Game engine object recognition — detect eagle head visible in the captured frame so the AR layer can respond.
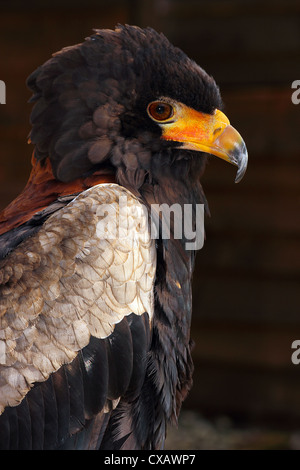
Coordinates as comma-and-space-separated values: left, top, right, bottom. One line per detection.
27, 25, 247, 190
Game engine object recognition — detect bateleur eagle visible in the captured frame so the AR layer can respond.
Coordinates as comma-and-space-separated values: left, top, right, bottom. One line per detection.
0, 25, 247, 450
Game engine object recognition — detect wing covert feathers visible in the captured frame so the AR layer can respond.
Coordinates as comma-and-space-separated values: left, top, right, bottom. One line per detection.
0, 183, 156, 414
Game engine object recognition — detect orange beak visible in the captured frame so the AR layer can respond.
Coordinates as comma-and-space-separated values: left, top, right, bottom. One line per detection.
161, 105, 248, 183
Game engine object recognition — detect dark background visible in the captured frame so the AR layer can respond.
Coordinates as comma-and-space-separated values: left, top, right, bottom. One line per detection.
1, 0, 300, 449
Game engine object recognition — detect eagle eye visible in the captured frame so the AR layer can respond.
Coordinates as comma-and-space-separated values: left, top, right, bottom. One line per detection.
147, 101, 174, 122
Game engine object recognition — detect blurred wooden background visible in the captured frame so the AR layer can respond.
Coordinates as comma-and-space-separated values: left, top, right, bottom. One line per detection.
1, 0, 300, 433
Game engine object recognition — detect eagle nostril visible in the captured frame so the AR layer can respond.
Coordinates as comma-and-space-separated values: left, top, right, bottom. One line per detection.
213, 127, 222, 136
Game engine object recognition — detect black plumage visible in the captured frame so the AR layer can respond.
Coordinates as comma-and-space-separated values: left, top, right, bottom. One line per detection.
0, 25, 247, 450
27, 25, 221, 184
